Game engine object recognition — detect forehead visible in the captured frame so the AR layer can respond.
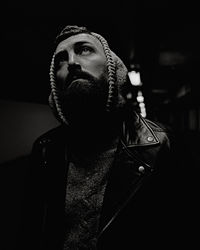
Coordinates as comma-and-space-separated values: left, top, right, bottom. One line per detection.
55, 33, 104, 52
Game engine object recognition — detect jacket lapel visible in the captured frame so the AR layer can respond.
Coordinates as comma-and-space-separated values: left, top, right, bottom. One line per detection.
98, 112, 160, 237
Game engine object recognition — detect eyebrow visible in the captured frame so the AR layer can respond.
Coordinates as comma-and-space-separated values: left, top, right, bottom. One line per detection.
56, 41, 94, 53
74, 41, 94, 46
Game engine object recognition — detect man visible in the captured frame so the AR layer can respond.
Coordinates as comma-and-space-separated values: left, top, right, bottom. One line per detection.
22, 25, 180, 250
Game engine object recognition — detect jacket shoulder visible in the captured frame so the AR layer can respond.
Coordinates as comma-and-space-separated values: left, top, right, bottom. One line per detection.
145, 118, 172, 133
32, 125, 67, 149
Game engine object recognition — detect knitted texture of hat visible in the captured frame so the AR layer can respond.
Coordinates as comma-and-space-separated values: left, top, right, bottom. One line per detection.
49, 25, 128, 125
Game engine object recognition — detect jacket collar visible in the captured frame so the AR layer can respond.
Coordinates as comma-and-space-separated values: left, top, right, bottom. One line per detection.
121, 111, 160, 148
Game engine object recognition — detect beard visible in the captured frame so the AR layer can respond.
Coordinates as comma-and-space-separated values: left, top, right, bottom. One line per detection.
58, 73, 109, 127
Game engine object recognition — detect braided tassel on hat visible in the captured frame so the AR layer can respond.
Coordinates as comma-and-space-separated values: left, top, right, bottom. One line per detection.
49, 53, 69, 125
91, 32, 116, 112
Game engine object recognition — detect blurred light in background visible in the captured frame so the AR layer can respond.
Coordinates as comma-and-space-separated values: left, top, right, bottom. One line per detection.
137, 90, 146, 118
128, 70, 143, 86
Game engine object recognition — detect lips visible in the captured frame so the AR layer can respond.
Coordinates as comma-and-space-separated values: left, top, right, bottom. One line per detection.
67, 74, 87, 83
63, 71, 97, 91
69, 77, 87, 86
66, 73, 91, 88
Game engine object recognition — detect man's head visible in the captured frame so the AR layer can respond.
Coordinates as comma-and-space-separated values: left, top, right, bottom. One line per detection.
49, 25, 128, 125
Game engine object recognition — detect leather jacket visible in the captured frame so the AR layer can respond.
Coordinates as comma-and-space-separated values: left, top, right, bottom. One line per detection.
22, 111, 178, 250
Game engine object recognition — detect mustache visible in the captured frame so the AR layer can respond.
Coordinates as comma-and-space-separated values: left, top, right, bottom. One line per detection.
65, 70, 95, 87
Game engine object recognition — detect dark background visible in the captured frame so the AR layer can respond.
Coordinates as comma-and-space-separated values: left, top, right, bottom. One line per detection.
1, 1, 200, 249
2, 1, 200, 102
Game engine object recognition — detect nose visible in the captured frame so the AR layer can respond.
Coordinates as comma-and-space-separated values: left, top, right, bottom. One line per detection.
67, 52, 81, 72
67, 53, 81, 73
68, 52, 78, 65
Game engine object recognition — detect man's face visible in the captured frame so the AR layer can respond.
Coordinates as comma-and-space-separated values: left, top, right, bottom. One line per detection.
55, 33, 108, 87
54, 33, 109, 122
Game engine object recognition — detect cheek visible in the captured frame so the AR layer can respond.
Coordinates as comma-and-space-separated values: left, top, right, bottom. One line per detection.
82, 57, 108, 79
56, 67, 68, 86
89, 63, 108, 80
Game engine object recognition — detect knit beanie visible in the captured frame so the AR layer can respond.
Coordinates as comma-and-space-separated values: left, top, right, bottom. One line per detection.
49, 25, 128, 125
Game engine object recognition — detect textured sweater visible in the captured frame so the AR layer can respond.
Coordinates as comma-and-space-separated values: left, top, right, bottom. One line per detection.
63, 141, 118, 250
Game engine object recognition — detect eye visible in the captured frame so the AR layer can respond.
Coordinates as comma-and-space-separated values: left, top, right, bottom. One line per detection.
54, 51, 68, 69
77, 46, 94, 55
55, 51, 68, 62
